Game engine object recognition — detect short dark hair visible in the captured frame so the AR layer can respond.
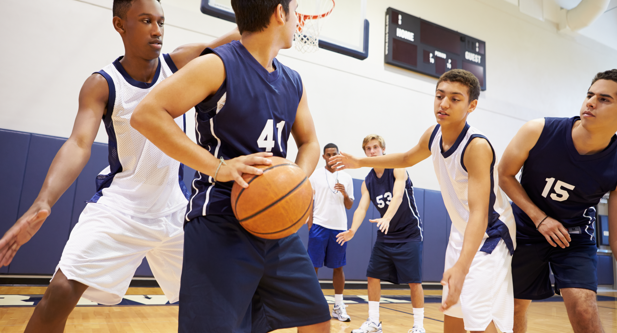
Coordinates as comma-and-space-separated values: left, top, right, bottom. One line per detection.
591, 69, 617, 87
323, 143, 338, 154
436, 69, 481, 102
231, 0, 291, 34
113, 0, 160, 19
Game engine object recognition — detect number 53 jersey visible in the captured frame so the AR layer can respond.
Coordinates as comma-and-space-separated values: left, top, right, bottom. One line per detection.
185, 41, 303, 221
514, 116, 617, 243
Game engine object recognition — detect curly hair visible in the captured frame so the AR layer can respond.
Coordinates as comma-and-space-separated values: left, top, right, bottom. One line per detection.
436, 69, 481, 102
113, 0, 160, 19
591, 69, 617, 86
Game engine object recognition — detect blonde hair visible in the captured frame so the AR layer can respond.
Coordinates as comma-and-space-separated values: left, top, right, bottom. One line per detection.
362, 134, 386, 152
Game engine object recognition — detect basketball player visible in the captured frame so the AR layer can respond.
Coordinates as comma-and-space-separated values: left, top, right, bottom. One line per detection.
130, 0, 330, 332
336, 134, 425, 333
498, 69, 617, 333
331, 69, 516, 333
0, 1, 241, 332
307, 143, 354, 322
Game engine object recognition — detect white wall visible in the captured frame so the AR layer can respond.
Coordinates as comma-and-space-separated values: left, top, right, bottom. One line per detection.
1, 0, 616, 191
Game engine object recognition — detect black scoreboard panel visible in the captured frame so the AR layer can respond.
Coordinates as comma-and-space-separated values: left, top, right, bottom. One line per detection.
385, 7, 487, 91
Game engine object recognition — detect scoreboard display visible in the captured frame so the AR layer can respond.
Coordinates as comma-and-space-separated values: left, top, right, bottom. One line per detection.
385, 7, 487, 91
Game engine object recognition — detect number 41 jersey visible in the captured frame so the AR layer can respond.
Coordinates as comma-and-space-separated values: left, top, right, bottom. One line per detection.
514, 116, 617, 243
185, 40, 303, 221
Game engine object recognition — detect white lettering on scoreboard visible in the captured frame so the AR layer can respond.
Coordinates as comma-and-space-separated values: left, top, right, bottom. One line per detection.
465, 51, 482, 63
435, 51, 446, 59
396, 28, 415, 42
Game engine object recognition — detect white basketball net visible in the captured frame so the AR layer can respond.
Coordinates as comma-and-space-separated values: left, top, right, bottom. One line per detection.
294, 0, 335, 53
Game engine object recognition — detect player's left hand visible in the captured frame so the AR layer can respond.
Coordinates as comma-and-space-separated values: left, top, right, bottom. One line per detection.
369, 217, 391, 234
439, 263, 468, 312
333, 183, 347, 196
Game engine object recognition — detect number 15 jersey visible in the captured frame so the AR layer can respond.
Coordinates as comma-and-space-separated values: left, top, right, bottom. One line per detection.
185, 41, 303, 221
514, 116, 617, 243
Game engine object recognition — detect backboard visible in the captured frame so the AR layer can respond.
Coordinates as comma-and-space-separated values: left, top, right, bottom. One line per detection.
201, 0, 370, 60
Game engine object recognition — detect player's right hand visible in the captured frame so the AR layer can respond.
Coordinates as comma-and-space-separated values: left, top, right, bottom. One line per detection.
215, 152, 273, 188
537, 216, 571, 248
329, 152, 360, 170
0, 203, 51, 266
336, 229, 355, 245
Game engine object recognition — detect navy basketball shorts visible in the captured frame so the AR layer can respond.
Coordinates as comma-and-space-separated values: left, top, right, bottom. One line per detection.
512, 238, 598, 300
178, 215, 331, 333
307, 224, 347, 269
366, 241, 423, 284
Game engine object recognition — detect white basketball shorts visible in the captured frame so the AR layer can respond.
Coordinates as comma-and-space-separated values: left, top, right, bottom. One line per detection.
55, 202, 184, 305
442, 233, 514, 332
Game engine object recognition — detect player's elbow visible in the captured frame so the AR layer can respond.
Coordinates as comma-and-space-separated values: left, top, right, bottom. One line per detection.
130, 104, 150, 134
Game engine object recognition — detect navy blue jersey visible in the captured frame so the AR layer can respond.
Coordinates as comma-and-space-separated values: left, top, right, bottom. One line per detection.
365, 169, 423, 242
514, 116, 617, 242
185, 41, 303, 221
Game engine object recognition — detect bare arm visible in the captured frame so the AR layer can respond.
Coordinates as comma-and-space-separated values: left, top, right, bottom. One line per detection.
291, 85, 320, 177
330, 125, 435, 170
131, 54, 272, 187
169, 27, 241, 70
498, 118, 571, 248
440, 138, 492, 311
0, 74, 107, 266
369, 168, 407, 234
336, 182, 370, 245
608, 190, 617, 260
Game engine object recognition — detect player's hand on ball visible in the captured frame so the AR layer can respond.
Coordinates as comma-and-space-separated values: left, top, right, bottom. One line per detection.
370, 218, 391, 234
329, 152, 360, 170
217, 152, 273, 188
0, 203, 51, 266
336, 230, 355, 245
439, 263, 468, 312
537, 216, 571, 248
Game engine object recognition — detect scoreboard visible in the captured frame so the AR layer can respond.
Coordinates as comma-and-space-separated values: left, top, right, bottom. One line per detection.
385, 8, 487, 91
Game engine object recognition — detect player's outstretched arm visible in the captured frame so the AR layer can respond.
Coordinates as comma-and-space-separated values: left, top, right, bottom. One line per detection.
337, 182, 370, 245
291, 84, 320, 177
170, 27, 241, 70
330, 125, 435, 171
608, 189, 617, 261
440, 138, 492, 312
498, 118, 571, 248
131, 55, 272, 188
0, 74, 107, 266
369, 168, 407, 234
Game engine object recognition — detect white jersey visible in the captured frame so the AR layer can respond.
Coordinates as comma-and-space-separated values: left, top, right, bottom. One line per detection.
429, 123, 516, 254
89, 55, 188, 218
309, 167, 354, 230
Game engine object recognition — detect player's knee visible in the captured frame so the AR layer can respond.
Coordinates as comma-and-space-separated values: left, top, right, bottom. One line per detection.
571, 301, 597, 322
45, 278, 83, 307
514, 300, 530, 316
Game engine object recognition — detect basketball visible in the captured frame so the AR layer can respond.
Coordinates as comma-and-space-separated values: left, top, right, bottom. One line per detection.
230, 156, 313, 239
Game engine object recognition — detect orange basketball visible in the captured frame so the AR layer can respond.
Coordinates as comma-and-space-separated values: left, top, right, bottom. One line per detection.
231, 156, 313, 239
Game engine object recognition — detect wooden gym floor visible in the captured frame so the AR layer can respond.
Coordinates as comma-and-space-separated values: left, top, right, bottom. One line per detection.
0, 286, 615, 332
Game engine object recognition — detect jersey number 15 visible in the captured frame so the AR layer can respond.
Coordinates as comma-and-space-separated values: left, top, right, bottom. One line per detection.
541, 178, 575, 202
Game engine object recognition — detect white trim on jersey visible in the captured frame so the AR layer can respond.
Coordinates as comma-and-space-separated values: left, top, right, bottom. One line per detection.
404, 188, 423, 241
583, 207, 595, 240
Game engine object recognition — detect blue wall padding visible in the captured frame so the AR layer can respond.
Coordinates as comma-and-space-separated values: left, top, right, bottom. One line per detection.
598, 255, 614, 285
8, 134, 76, 274
70, 143, 109, 230
0, 128, 614, 286
421, 189, 450, 282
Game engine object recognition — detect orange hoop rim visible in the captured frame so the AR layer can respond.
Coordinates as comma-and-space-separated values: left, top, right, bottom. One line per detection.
295, 0, 335, 21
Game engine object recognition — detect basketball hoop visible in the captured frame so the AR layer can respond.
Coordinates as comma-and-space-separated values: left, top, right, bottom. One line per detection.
294, 0, 335, 53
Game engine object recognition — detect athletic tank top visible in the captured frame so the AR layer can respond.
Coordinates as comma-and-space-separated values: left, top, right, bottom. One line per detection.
429, 123, 516, 254
364, 169, 423, 242
90, 55, 189, 218
185, 41, 303, 221
514, 116, 617, 243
